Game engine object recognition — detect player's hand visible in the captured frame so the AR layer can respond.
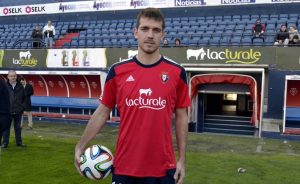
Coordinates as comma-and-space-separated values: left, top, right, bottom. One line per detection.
174, 161, 185, 184
74, 144, 84, 176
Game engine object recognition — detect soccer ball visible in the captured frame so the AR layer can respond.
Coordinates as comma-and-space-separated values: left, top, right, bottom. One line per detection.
80, 145, 113, 180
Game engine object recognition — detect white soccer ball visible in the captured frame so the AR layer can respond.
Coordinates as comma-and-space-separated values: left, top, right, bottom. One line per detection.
80, 145, 113, 180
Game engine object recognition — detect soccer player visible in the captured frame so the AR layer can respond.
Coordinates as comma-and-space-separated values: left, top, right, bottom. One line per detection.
74, 8, 190, 184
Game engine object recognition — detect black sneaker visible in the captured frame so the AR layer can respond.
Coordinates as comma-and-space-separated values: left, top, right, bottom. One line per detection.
16, 144, 26, 147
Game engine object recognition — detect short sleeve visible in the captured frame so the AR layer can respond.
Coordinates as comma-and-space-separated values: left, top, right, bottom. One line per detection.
176, 67, 191, 108
100, 66, 117, 109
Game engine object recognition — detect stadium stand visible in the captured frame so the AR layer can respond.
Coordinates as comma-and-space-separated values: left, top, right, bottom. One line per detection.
0, 14, 293, 48
1, 4, 300, 48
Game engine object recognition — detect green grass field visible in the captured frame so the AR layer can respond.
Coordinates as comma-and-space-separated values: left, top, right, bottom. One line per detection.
1, 121, 300, 184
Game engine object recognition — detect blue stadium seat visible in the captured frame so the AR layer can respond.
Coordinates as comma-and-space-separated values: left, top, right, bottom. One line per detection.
86, 40, 94, 48
241, 37, 252, 46
235, 24, 245, 30
188, 39, 198, 47
70, 40, 78, 47
232, 15, 241, 21
219, 37, 230, 46
198, 39, 209, 46
223, 15, 232, 21
215, 16, 223, 21
230, 36, 241, 46
62, 42, 70, 48
209, 37, 220, 46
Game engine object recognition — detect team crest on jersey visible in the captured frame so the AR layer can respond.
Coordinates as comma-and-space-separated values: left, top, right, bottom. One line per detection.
161, 72, 169, 84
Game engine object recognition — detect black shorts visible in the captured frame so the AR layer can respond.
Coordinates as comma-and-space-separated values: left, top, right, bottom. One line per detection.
112, 169, 176, 184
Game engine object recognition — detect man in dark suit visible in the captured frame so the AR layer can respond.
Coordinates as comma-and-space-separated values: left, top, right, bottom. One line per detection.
2, 70, 26, 148
0, 79, 10, 148
20, 77, 34, 129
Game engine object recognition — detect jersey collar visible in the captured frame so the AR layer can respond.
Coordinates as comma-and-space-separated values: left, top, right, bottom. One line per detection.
133, 55, 163, 68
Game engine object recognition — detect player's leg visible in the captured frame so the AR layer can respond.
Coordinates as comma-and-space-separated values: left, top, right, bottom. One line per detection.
12, 114, 23, 146
2, 115, 12, 147
27, 111, 33, 129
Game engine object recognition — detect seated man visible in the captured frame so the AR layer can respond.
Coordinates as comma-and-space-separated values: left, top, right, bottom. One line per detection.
162, 39, 169, 47
251, 19, 265, 43
274, 25, 289, 46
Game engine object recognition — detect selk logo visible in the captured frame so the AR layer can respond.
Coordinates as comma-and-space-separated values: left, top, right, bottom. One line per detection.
125, 88, 166, 110
13, 51, 38, 67
3, 7, 22, 15
186, 48, 262, 64
25, 6, 46, 14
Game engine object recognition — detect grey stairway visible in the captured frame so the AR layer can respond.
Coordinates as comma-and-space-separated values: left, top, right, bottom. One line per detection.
204, 114, 256, 136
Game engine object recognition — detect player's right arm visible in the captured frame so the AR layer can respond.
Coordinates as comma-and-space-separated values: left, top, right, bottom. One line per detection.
74, 104, 111, 175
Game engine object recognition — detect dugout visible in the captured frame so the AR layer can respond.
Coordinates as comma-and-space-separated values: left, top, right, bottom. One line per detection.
283, 75, 300, 134
0, 70, 107, 119
186, 65, 266, 137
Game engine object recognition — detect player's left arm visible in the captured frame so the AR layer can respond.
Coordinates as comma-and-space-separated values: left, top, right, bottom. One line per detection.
174, 107, 188, 184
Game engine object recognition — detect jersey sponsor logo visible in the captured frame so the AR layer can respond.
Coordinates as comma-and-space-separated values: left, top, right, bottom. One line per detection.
139, 88, 152, 96
125, 88, 166, 110
126, 75, 135, 82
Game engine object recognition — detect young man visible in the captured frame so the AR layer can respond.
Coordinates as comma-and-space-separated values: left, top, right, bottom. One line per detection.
20, 77, 34, 130
43, 20, 55, 48
251, 19, 265, 43
74, 8, 190, 184
2, 70, 26, 148
274, 24, 289, 46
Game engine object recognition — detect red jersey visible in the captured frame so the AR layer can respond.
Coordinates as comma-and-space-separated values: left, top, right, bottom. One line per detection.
101, 56, 190, 177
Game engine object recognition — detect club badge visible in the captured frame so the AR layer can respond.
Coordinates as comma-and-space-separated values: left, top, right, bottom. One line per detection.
161, 72, 169, 84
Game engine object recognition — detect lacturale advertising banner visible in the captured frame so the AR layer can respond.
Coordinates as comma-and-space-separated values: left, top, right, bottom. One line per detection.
0, 48, 300, 70
2, 49, 47, 69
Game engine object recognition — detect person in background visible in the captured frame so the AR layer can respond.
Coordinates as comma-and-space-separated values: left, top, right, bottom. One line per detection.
175, 38, 181, 46
288, 25, 300, 46
2, 70, 26, 148
0, 79, 10, 148
251, 19, 265, 43
31, 26, 43, 48
163, 38, 169, 46
43, 20, 55, 48
274, 24, 289, 46
74, 7, 190, 184
289, 34, 300, 46
20, 77, 34, 130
